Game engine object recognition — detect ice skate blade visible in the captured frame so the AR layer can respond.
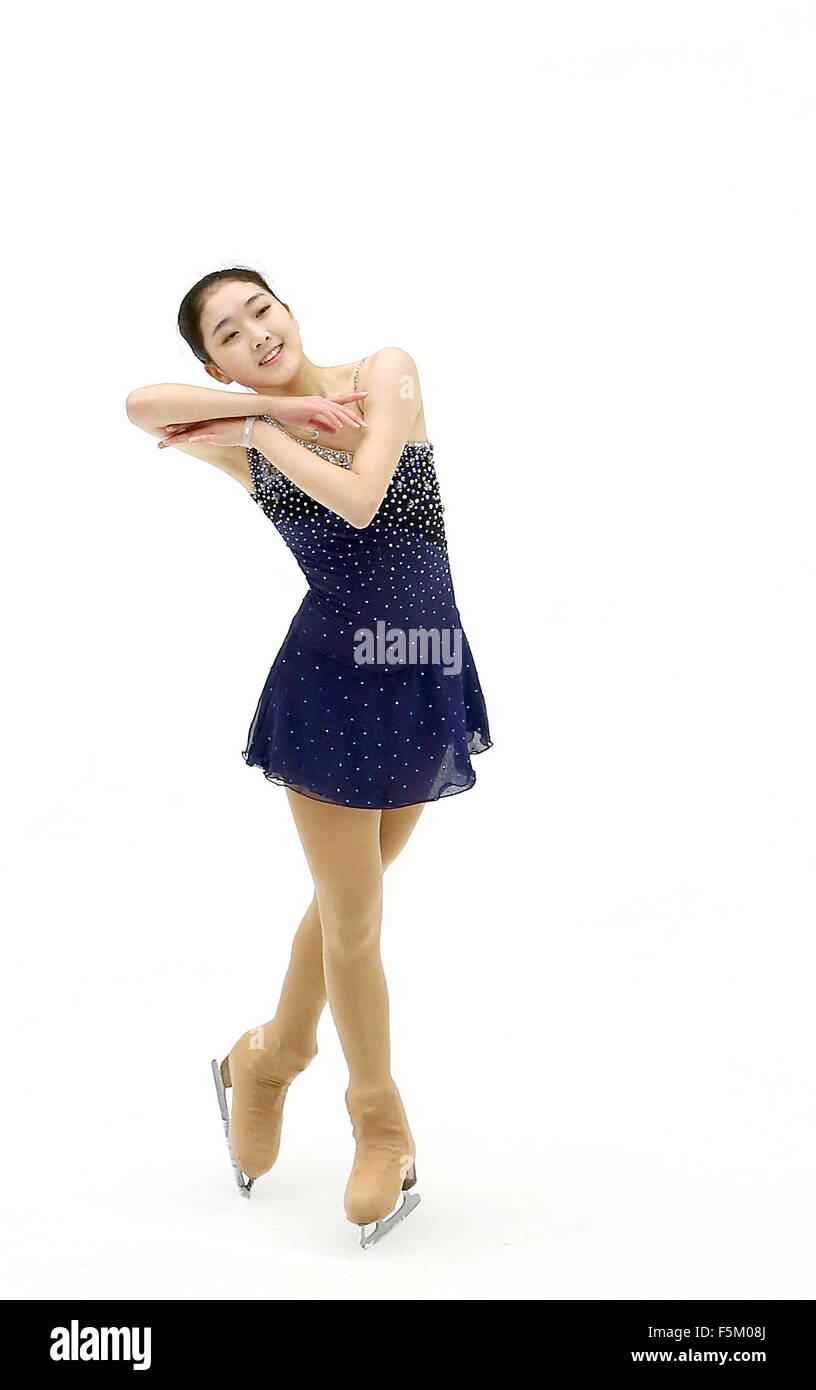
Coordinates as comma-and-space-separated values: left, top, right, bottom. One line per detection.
359, 1189, 421, 1249
210, 1057, 254, 1198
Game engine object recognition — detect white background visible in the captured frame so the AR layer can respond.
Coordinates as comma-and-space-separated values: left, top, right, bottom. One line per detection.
2, 1, 814, 1299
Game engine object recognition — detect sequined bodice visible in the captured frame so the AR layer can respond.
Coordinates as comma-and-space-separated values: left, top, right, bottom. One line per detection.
248, 432, 445, 544
246, 422, 461, 673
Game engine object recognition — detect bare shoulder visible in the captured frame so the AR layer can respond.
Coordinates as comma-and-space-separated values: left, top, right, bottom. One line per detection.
356, 347, 426, 439
357, 346, 419, 385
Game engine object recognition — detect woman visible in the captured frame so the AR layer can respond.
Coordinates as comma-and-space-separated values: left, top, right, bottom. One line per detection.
125, 266, 493, 1246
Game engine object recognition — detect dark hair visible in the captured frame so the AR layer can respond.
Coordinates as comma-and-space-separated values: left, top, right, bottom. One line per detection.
177, 266, 288, 366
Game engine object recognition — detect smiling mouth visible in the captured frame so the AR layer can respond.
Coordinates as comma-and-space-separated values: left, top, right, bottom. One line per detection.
259, 343, 283, 365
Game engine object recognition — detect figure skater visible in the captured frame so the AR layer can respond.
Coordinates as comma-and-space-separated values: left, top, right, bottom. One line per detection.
125, 267, 493, 1246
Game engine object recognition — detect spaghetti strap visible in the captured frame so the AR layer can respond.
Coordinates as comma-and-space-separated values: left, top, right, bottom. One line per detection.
353, 356, 367, 391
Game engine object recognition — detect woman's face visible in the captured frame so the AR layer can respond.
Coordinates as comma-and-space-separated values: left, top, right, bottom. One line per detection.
198, 281, 299, 388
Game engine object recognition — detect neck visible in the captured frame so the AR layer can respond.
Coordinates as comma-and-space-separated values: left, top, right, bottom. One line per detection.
257, 354, 331, 401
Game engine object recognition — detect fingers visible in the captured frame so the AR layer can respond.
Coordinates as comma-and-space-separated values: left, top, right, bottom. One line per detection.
331, 394, 368, 429
158, 419, 227, 447
158, 423, 198, 448
310, 407, 367, 433
332, 406, 368, 429
308, 411, 336, 432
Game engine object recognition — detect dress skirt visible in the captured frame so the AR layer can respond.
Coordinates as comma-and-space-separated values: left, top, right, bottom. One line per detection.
242, 618, 493, 809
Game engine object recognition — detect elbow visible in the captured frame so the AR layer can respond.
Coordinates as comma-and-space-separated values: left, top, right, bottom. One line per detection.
125, 388, 146, 423
349, 495, 379, 530
126, 386, 167, 424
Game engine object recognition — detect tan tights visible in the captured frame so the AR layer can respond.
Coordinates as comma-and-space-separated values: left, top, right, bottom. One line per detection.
275, 790, 426, 1083
224, 792, 426, 1218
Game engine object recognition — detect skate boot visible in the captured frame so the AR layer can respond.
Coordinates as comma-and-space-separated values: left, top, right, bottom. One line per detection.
211, 1021, 317, 1197
344, 1081, 421, 1247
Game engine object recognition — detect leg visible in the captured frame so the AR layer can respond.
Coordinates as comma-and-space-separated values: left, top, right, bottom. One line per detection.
283, 793, 389, 1086
221, 799, 425, 1182
284, 788, 420, 1224
272, 800, 426, 1056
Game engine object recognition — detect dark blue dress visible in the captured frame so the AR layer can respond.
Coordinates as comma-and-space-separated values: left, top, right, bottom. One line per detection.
242, 361, 493, 808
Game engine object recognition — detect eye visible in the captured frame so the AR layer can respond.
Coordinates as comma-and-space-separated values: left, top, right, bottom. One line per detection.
223, 304, 270, 343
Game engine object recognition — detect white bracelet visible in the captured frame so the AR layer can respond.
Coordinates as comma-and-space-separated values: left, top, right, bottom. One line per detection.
241, 416, 256, 447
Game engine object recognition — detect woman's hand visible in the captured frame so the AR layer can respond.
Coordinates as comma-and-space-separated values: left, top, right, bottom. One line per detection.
157, 418, 248, 448
272, 392, 369, 434
157, 392, 369, 448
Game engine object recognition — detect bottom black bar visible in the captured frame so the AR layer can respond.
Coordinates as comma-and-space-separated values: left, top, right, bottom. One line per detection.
0, 1299, 812, 1374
